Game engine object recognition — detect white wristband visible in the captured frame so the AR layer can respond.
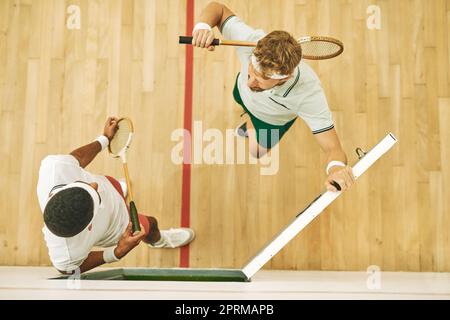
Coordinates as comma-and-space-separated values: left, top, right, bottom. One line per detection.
103, 246, 120, 263
193, 22, 212, 33
326, 161, 346, 175
95, 135, 109, 151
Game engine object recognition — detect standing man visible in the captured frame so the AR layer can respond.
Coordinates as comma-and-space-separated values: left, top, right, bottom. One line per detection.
37, 117, 195, 274
192, 2, 355, 192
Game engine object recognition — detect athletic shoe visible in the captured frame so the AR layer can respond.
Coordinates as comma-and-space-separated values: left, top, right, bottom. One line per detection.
148, 228, 195, 248
235, 122, 248, 138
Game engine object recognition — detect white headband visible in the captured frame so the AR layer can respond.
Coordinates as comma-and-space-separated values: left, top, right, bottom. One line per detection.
251, 54, 290, 80
47, 182, 101, 225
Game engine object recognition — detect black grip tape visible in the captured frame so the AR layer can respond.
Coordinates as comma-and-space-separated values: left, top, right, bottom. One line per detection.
129, 201, 141, 234
330, 180, 342, 191
179, 36, 220, 46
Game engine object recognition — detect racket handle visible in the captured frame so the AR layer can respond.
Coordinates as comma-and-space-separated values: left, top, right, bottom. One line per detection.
330, 180, 342, 191
129, 201, 141, 235
179, 36, 221, 46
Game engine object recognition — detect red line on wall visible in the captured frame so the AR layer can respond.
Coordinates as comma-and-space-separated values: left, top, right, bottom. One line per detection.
180, 0, 194, 268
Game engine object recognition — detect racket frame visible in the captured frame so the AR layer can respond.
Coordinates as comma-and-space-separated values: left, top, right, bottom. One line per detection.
108, 117, 134, 161
297, 36, 344, 60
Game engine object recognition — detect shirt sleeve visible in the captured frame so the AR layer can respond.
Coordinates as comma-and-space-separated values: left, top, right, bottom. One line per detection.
221, 16, 255, 41
36, 155, 82, 212
296, 83, 335, 134
43, 227, 87, 273
220, 16, 266, 62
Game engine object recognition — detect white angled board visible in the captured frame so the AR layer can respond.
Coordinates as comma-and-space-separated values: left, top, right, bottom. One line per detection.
242, 133, 398, 279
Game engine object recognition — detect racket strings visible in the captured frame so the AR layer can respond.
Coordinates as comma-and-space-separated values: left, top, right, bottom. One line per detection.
301, 41, 342, 58
109, 121, 132, 155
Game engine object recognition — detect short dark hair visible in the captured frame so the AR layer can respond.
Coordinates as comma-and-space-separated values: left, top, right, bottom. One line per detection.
44, 187, 94, 237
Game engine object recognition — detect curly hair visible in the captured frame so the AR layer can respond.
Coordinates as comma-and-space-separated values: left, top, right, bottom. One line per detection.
253, 30, 302, 77
43, 187, 94, 238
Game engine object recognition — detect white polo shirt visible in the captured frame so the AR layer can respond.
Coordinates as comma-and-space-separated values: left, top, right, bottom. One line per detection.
221, 16, 334, 134
36, 155, 129, 272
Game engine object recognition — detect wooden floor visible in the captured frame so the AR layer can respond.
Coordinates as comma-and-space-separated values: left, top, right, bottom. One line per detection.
1, 267, 449, 299
0, 0, 450, 272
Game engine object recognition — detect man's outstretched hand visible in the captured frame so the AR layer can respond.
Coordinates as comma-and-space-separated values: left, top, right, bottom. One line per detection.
325, 166, 355, 192
192, 28, 216, 51
103, 116, 119, 141
114, 222, 146, 259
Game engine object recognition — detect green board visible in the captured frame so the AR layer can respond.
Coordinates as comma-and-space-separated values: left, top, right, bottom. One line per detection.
52, 268, 249, 282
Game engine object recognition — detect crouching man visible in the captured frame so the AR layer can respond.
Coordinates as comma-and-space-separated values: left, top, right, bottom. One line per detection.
37, 117, 195, 274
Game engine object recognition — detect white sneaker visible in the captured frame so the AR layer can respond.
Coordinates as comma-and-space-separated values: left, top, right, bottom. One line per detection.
118, 178, 127, 198
148, 228, 195, 248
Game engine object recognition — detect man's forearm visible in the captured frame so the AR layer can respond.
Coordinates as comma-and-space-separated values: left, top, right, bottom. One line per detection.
198, 2, 226, 29
58, 251, 105, 275
327, 149, 347, 163
59, 237, 136, 275
70, 141, 102, 168
66, 240, 135, 274
78, 251, 106, 273
63, 247, 127, 274
326, 148, 348, 173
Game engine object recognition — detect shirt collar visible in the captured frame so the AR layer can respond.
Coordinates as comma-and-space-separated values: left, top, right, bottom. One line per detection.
268, 66, 301, 96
